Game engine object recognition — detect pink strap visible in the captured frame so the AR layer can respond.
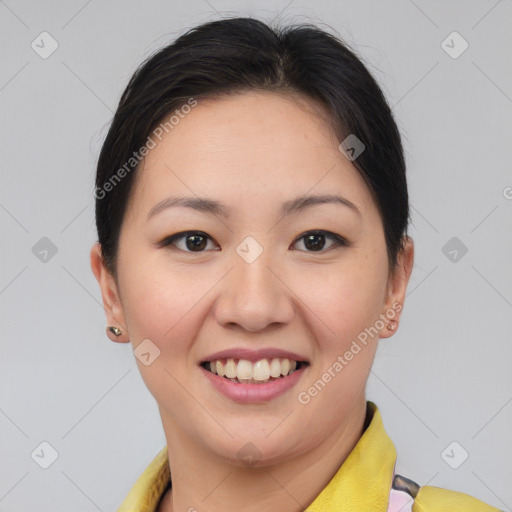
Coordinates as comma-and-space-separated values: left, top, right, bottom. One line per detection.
387, 487, 414, 512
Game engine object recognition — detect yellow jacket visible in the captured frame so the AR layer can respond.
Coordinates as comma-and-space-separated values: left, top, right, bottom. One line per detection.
117, 401, 501, 512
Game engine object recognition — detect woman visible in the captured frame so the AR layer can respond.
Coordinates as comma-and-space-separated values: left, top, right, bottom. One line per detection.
90, 17, 501, 512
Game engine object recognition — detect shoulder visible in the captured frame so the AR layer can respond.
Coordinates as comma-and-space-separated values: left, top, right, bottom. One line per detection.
413, 484, 503, 512
393, 474, 502, 512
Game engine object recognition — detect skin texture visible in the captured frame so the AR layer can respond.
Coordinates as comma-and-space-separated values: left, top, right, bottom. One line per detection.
91, 91, 414, 512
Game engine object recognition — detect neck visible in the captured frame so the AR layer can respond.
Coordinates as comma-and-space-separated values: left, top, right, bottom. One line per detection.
157, 399, 368, 512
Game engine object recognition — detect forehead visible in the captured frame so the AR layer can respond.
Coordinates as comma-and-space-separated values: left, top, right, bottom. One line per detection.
127, 91, 376, 220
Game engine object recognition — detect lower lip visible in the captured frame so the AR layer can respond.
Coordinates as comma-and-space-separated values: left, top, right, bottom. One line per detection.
200, 364, 308, 404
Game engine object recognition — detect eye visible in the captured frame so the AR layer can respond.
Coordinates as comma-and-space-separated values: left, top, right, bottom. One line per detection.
159, 231, 219, 252
159, 229, 349, 253
291, 230, 349, 252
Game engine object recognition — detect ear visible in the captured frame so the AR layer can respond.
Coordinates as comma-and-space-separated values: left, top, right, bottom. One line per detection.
90, 243, 130, 343
380, 236, 414, 339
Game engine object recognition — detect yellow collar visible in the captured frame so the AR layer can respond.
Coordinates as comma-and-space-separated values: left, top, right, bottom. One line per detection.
307, 401, 396, 510
116, 401, 396, 512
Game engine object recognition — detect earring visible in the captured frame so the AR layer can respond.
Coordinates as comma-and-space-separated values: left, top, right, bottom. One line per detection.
386, 320, 397, 332
107, 326, 122, 337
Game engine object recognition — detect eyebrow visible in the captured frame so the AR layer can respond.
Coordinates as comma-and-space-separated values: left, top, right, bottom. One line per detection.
146, 194, 361, 221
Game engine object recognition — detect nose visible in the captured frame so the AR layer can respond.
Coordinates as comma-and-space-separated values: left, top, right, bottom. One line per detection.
213, 250, 295, 333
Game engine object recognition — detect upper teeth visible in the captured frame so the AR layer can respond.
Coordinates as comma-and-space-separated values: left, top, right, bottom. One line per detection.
208, 358, 298, 381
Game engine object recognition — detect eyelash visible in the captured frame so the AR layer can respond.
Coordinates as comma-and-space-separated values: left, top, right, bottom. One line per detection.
158, 230, 350, 253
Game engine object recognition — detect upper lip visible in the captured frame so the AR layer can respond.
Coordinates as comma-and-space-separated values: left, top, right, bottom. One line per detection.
200, 348, 309, 364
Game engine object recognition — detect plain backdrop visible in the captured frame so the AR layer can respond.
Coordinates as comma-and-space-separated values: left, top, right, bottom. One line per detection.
1, 1, 511, 511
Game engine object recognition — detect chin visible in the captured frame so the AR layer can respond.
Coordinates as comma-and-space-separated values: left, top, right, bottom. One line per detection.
204, 430, 306, 468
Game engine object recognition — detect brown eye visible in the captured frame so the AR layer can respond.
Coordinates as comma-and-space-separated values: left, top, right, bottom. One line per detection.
304, 233, 327, 251
184, 233, 207, 251
160, 231, 218, 252
292, 230, 348, 252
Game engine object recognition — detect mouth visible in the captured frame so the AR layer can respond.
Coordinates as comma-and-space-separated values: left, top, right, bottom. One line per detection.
200, 357, 310, 385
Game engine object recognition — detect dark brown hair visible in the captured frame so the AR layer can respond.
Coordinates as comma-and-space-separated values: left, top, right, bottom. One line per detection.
94, 17, 409, 277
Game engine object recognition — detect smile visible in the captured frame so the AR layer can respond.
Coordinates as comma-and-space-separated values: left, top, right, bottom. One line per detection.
201, 357, 309, 384
199, 357, 310, 403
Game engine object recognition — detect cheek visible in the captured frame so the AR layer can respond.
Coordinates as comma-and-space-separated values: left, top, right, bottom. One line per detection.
291, 260, 385, 418
117, 244, 205, 357
117, 260, 209, 409
117, 232, 194, 323
291, 252, 388, 350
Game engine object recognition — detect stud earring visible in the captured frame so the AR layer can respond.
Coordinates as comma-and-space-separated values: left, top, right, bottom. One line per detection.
107, 326, 122, 337
386, 320, 397, 332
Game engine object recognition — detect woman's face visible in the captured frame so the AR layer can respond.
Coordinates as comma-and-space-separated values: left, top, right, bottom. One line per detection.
92, 91, 413, 467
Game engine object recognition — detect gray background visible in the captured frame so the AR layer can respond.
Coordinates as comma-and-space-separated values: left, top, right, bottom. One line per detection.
1, 0, 511, 510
